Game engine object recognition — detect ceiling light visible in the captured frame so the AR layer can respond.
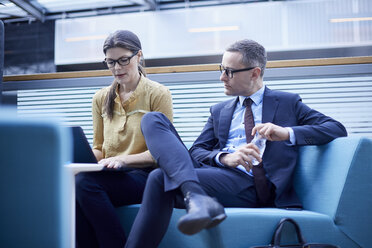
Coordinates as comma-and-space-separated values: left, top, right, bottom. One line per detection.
330, 17, 372, 23
188, 25, 239, 33
65, 35, 107, 42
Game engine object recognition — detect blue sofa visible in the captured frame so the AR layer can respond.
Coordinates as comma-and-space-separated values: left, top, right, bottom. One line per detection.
116, 136, 372, 248
1, 107, 370, 247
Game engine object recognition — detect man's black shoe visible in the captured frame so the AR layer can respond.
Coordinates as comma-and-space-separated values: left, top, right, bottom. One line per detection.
177, 192, 227, 235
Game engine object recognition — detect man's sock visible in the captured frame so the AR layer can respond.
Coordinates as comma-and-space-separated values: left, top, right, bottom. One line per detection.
180, 181, 207, 196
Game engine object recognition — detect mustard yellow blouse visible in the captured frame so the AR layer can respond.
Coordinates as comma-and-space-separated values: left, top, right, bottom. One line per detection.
92, 75, 173, 158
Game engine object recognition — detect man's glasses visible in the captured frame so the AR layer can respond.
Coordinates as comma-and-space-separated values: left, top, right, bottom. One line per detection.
103, 51, 138, 68
219, 64, 256, 79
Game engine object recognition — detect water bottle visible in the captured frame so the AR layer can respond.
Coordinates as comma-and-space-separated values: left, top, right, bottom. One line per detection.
250, 133, 266, 166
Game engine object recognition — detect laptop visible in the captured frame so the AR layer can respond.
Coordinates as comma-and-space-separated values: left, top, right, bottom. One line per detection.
70, 126, 133, 172
71, 126, 98, 163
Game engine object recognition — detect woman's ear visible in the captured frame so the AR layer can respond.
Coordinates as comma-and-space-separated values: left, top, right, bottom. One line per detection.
136, 50, 143, 63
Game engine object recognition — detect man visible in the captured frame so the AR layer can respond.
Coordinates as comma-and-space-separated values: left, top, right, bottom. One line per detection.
124, 39, 347, 248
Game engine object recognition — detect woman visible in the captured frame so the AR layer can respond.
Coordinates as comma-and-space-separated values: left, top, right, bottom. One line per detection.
75, 30, 173, 248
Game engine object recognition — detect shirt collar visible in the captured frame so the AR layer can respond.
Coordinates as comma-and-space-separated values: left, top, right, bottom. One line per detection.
114, 74, 144, 101
238, 85, 265, 107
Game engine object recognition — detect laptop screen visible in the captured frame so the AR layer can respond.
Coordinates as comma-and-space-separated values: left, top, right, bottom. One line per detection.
71, 126, 98, 164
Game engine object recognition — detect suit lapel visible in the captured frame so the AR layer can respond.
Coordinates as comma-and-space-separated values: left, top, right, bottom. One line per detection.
219, 97, 238, 147
262, 87, 279, 123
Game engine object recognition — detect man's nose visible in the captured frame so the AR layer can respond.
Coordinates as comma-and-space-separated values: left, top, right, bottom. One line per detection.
220, 71, 228, 81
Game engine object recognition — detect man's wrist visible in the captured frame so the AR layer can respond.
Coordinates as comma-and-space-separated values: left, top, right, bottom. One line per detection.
285, 127, 296, 145
220, 153, 228, 165
214, 152, 229, 167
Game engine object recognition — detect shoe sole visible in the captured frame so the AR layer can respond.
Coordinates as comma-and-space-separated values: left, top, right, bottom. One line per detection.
178, 213, 227, 235
206, 213, 227, 229
177, 216, 211, 235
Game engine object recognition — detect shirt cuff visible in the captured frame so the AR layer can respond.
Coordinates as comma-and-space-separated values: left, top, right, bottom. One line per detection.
214, 152, 229, 167
286, 127, 296, 145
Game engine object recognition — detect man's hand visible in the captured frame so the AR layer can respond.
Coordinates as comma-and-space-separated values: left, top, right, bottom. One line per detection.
99, 155, 127, 169
220, 143, 261, 171
252, 123, 289, 141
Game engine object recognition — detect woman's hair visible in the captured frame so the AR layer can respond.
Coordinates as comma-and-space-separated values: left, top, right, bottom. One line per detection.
103, 30, 146, 120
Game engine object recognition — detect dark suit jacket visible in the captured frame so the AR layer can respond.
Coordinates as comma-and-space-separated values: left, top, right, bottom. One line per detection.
189, 86, 347, 208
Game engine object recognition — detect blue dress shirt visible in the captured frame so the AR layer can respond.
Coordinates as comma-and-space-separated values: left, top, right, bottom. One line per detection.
215, 86, 295, 175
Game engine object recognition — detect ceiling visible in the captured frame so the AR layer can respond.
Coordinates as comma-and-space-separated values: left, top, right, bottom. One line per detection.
0, 0, 272, 23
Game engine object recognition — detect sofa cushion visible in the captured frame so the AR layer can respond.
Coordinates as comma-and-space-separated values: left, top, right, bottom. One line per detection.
116, 205, 357, 248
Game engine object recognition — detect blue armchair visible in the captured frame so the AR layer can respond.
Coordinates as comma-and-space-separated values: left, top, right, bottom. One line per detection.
0, 20, 4, 104
0, 108, 73, 248
116, 137, 372, 248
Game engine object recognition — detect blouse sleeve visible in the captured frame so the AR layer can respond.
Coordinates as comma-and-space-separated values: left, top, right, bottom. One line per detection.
92, 90, 104, 151
151, 86, 173, 122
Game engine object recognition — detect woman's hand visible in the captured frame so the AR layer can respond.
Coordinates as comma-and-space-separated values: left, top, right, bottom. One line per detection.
98, 151, 156, 169
99, 156, 127, 169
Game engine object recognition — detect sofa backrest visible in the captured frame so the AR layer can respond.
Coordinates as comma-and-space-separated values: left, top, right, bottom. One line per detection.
0, 108, 73, 248
294, 136, 372, 247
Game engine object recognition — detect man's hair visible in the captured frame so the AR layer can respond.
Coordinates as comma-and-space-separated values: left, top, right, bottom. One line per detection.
226, 39, 267, 77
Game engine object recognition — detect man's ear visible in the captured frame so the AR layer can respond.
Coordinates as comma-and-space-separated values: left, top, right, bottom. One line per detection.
251, 67, 262, 80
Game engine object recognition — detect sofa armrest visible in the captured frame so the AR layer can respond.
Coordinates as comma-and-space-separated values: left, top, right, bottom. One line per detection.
334, 137, 372, 248
294, 136, 372, 247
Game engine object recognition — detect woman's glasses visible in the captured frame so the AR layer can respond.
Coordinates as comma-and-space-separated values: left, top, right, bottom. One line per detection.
103, 51, 139, 68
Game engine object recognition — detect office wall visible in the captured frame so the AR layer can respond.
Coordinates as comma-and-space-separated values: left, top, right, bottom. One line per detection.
55, 0, 372, 66
3, 0, 372, 75
4, 59, 372, 144
3, 21, 55, 76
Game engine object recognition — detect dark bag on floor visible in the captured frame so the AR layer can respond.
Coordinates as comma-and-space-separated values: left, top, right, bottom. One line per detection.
250, 218, 339, 248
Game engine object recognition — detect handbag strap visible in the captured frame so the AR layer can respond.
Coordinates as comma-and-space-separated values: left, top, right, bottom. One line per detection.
271, 218, 306, 246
